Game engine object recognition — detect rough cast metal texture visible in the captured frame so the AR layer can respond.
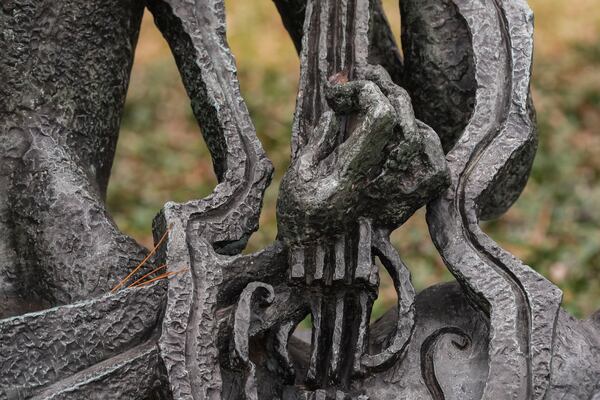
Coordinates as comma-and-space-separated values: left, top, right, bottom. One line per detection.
0, 0, 152, 319
1, 0, 599, 400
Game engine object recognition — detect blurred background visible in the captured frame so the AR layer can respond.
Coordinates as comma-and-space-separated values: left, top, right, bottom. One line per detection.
107, 0, 600, 318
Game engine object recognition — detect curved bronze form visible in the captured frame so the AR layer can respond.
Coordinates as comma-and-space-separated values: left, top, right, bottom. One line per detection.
422, 1, 562, 397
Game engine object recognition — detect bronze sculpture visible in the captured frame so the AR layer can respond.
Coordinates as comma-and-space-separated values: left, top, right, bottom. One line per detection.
1, 0, 599, 399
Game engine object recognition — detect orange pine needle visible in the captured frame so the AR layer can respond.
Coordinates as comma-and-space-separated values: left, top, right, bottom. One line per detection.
111, 224, 173, 293
130, 267, 189, 288
126, 264, 167, 288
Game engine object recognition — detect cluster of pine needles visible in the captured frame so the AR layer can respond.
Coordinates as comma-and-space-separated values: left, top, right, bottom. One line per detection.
111, 225, 188, 293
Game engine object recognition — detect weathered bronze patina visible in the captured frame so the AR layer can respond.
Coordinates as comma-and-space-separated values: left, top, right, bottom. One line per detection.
1, 0, 599, 399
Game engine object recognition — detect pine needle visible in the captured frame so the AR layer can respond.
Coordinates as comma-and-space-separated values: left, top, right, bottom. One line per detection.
130, 267, 189, 288
127, 264, 167, 288
111, 224, 173, 293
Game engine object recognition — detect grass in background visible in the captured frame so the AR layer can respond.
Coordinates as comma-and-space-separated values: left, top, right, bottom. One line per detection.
108, 0, 600, 318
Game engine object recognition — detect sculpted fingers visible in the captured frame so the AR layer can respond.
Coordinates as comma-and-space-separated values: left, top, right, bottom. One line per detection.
363, 65, 419, 137
324, 79, 396, 188
297, 111, 340, 179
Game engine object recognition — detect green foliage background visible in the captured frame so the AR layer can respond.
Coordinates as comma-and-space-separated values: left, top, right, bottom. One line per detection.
108, 0, 600, 318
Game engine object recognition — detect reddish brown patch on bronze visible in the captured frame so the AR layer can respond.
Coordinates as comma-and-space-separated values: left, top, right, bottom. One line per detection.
329, 70, 349, 85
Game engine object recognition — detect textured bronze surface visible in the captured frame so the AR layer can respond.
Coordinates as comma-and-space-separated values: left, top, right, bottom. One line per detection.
1, 0, 598, 399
